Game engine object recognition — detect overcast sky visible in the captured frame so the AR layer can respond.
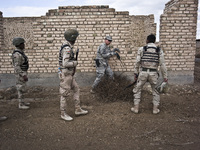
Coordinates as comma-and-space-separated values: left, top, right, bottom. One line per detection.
0, 0, 199, 40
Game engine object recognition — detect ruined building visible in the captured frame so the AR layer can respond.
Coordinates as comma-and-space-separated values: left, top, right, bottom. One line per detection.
0, 0, 198, 87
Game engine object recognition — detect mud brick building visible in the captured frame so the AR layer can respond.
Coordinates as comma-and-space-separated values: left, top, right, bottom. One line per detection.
0, 0, 198, 87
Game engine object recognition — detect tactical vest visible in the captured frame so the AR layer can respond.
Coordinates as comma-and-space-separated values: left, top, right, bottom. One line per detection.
59, 44, 74, 68
141, 46, 160, 69
12, 50, 29, 71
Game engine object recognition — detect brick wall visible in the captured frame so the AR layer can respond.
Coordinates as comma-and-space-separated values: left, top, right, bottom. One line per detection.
3, 17, 38, 50
0, 5, 156, 74
0, 11, 3, 50
196, 40, 200, 55
0, 1, 199, 84
160, 0, 198, 76
130, 15, 156, 48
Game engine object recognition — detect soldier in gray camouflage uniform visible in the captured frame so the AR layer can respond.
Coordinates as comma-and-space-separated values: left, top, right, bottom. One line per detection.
12, 37, 30, 109
90, 36, 120, 93
131, 34, 168, 114
59, 29, 88, 121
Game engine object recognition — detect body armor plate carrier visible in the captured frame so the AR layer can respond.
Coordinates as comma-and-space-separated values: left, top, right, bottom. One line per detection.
59, 44, 70, 67
141, 46, 160, 69
59, 44, 75, 68
12, 50, 29, 71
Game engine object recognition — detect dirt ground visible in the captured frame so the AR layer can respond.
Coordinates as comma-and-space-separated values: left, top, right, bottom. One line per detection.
0, 60, 200, 150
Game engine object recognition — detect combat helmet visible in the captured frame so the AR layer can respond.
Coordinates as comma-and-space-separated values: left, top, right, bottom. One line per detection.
64, 29, 79, 42
12, 37, 25, 46
105, 36, 112, 41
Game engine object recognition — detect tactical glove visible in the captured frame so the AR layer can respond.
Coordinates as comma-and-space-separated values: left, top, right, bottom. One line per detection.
134, 73, 138, 78
113, 48, 120, 53
111, 51, 116, 56
73, 61, 78, 67
23, 75, 28, 82
134, 73, 138, 81
116, 53, 120, 60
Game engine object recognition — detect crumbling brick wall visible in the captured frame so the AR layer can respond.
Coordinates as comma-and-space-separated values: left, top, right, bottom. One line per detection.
0, 0, 199, 84
3, 17, 38, 50
160, 0, 198, 82
0, 5, 155, 74
0, 12, 3, 50
196, 40, 200, 57
130, 15, 156, 48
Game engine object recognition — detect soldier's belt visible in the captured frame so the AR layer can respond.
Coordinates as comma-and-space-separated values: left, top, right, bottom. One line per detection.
59, 67, 74, 71
142, 68, 157, 72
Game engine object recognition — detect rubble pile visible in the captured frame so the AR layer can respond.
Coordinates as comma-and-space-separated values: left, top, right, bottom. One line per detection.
94, 74, 134, 102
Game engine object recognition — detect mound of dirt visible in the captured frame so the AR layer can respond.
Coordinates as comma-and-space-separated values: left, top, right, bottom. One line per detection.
94, 74, 134, 102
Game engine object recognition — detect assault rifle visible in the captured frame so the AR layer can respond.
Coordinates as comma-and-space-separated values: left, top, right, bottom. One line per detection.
72, 48, 79, 76
124, 74, 138, 90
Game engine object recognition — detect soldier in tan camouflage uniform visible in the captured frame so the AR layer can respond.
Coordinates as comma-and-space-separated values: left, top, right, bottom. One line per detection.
59, 29, 88, 121
131, 34, 168, 114
12, 37, 30, 109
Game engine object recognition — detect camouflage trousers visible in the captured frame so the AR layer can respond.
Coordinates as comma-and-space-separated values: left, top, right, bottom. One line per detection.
59, 71, 80, 111
133, 71, 160, 106
16, 75, 27, 103
92, 65, 113, 89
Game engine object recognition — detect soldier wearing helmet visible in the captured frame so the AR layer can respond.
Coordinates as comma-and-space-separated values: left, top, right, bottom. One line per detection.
12, 37, 30, 109
58, 29, 88, 121
131, 34, 168, 114
90, 35, 120, 93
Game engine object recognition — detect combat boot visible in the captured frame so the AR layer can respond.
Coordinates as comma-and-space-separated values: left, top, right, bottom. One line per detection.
75, 108, 88, 115
61, 111, 73, 121
153, 105, 160, 114
0, 116, 7, 121
19, 102, 30, 109
131, 104, 139, 114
